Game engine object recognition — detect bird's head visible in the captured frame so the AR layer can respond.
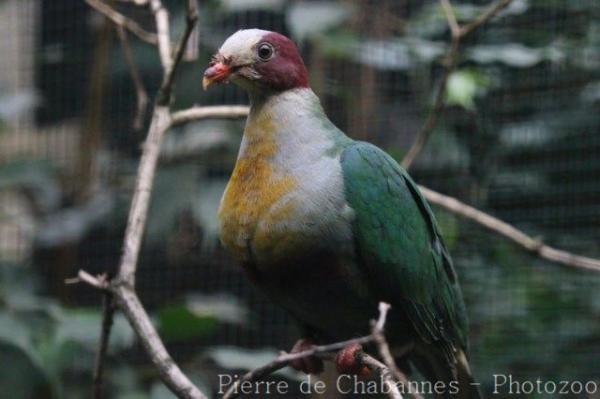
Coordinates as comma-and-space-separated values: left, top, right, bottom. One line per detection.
203, 29, 308, 94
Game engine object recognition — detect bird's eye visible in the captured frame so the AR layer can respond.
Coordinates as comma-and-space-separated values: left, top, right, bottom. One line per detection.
257, 43, 274, 60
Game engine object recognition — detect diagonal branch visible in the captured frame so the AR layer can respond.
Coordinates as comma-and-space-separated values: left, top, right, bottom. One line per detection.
85, 0, 158, 45
460, 0, 514, 37
75, 270, 208, 399
117, 0, 197, 287
148, 0, 172, 70
401, 0, 514, 169
418, 186, 600, 272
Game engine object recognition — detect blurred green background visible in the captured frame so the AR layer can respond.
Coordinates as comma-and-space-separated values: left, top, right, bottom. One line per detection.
0, 0, 598, 398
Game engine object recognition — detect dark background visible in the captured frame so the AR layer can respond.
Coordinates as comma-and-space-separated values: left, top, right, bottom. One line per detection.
0, 0, 598, 398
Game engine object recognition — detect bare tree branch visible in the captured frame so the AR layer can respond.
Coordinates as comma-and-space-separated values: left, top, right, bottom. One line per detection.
114, 284, 206, 398
170, 105, 251, 126
419, 186, 600, 272
149, 0, 172, 71
460, 0, 514, 37
117, 0, 198, 287
440, 0, 460, 37
85, 0, 158, 45
77, 271, 207, 399
156, 0, 199, 105
116, 108, 171, 287
222, 337, 377, 399
93, 290, 115, 399
401, 0, 514, 169
78, 1, 212, 398
116, 25, 149, 131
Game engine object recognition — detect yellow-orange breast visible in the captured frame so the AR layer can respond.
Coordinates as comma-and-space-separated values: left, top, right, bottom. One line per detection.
218, 113, 299, 263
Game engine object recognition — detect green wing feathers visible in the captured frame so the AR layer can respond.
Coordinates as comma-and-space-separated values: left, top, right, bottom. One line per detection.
341, 142, 469, 362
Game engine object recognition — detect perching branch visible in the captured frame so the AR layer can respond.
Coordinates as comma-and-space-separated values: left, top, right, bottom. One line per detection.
149, 0, 172, 71
222, 302, 410, 399
401, 0, 514, 169
418, 186, 600, 272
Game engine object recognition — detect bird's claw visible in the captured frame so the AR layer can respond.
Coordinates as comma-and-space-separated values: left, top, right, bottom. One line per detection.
335, 343, 371, 376
289, 338, 324, 375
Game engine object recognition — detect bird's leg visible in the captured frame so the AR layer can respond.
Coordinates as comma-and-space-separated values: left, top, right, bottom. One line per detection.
289, 338, 324, 374
335, 342, 370, 375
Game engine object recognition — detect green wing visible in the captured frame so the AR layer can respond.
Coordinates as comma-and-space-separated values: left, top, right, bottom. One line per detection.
341, 141, 468, 361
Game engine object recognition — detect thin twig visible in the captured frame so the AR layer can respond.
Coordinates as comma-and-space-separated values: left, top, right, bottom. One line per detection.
419, 186, 600, 272
170, 105, 250, 126
460, 0, 514, 37
78, 270, 110, 289
439, 0, 460, 37
85, 0, 158, 45
372, 304, 404, 380
93, 291, 115, 399
156, 0, 199, 105
114, 284, 207, 398
74, 270, 207, 399
117, 25, 149, 130
183, 1, 199, 62
371, 303, 423, 399
149, 0, 172, 71
401, 0, 514, 169
116, 0, 149, 4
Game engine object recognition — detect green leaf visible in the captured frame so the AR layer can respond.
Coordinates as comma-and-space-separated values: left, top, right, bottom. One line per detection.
287, 2, 353, 42
468, 43, 564, 68
0, 313, 55, 398
445, 69, 490, 110
157, 304, 219, 341
55, 310, 135, 351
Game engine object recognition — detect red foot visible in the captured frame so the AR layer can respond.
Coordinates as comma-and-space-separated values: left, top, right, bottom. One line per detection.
289, 338, 324, 375
335, 343, 370, 376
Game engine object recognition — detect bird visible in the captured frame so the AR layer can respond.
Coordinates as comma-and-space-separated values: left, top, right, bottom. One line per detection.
203, 29, 480, 399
